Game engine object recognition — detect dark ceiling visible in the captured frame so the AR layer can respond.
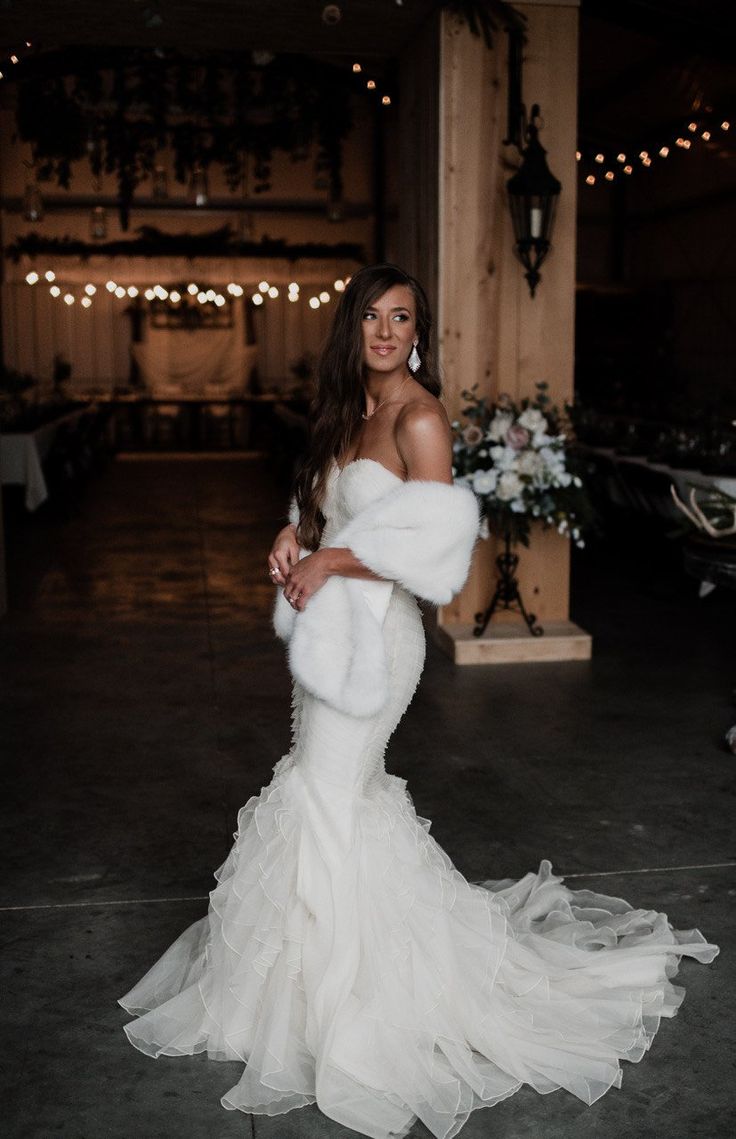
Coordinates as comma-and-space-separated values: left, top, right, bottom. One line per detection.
0, 1, 733, 149
0, 1, 438, 57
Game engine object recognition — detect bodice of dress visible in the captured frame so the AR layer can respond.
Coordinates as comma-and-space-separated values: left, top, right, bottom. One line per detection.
319, 458, 404, 549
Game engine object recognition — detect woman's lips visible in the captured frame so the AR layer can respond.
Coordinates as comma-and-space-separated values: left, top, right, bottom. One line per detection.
370, 346, 396, 355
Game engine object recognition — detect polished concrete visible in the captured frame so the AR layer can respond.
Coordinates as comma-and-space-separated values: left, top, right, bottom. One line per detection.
1, 456, 733, 1139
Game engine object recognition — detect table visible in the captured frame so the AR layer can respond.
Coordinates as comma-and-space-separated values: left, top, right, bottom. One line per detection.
577, 445, 736, 521
0, 405, 93, 511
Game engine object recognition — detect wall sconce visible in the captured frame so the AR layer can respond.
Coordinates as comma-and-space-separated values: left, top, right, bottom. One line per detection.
506, 104, 561, 298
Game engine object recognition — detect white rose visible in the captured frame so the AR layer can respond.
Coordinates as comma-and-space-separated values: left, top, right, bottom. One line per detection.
496, 471, 523, 501
518, 408, 547, 433
488, 412, 514, 442
472, 468, 497, 495
517, 450, 542, 477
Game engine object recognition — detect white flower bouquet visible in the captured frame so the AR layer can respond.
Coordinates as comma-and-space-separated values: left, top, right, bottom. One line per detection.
452, 382, 592, 547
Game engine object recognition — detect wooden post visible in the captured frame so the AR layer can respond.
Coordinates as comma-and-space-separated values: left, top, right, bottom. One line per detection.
434, 0, 591, 663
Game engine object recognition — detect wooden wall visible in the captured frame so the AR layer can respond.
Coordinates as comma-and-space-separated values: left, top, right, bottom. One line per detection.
436, 1, 581, 636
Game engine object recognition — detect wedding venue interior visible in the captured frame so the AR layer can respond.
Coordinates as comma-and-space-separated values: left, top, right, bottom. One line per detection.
1, 2, 734, 1137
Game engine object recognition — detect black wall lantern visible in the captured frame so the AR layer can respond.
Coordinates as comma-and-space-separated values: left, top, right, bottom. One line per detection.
506, 104, 561, 298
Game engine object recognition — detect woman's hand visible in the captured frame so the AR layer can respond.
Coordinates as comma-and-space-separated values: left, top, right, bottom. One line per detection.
281, 549, 333, 612
267, 523, 300, 586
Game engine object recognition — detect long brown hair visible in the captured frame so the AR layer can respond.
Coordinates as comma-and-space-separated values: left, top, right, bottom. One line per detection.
293, 263, 440, 550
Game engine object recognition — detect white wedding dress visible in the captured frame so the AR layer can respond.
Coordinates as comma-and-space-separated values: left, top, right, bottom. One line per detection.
119, 458, 718, 1139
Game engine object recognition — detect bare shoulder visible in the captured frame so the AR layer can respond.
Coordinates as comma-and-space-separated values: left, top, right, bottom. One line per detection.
395, 390, 453, 480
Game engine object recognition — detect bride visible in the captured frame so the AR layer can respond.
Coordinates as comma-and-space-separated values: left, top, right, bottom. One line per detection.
119, 264, 719, 1139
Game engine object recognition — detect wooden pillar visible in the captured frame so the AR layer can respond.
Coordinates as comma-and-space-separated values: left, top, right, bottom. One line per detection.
434, 0, 591, 663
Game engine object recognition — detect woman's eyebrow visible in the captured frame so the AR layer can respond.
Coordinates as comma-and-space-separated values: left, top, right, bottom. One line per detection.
364, 305, 411, 312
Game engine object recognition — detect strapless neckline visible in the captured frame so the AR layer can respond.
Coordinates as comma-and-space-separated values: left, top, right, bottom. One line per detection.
334, 457, 405, 483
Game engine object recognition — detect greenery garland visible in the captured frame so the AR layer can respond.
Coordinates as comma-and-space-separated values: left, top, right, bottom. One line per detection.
14, 49, 355, 230
5, 226, 365, 264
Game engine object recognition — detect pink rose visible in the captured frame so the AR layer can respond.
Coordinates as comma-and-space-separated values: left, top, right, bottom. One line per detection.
462, 424, 484, 446
505, 424, 530, 450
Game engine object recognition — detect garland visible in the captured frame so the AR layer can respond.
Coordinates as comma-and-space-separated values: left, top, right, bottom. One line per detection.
5, 226, 365, 264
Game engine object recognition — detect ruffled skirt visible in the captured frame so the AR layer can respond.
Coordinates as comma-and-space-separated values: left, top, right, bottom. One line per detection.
119, 758, 718, 1139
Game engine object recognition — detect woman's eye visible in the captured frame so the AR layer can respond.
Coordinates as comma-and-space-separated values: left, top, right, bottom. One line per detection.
393, 313, 409, 322
362, 312, 376, 320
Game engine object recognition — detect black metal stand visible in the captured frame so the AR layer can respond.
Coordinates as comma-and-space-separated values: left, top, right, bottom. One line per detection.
473, 531, 544, 638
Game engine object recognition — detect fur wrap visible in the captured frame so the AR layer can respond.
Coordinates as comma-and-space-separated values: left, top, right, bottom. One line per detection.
273, 479, 480, 717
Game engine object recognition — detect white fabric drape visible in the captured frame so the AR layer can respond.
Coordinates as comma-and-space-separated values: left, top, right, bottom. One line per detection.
131, 301, 255, 396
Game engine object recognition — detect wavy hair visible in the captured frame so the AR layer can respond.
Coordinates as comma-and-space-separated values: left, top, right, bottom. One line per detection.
293, 263, 440, 550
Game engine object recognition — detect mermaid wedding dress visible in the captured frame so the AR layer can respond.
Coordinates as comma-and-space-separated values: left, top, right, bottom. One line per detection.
119, 458, 718, 1139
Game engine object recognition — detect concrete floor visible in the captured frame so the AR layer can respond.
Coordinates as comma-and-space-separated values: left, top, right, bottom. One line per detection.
1, 455, 733, 1139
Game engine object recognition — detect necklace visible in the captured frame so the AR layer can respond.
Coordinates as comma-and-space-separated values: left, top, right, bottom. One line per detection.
361, 374, 410, 420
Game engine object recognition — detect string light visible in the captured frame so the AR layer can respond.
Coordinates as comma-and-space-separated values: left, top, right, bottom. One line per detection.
23, 275, 357, 311
382, 96, 391, 106
366, 80, 376, 90
579, 105, 732, 188
352, 62, 361, 73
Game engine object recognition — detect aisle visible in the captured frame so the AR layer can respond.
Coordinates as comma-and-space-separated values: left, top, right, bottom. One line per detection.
0, 457, 732, 1139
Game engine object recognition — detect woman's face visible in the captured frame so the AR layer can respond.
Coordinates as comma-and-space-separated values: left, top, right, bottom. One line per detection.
360, 284, 417, 375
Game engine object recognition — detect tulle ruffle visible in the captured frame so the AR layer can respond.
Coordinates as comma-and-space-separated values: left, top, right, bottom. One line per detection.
119, 761, 718, 1139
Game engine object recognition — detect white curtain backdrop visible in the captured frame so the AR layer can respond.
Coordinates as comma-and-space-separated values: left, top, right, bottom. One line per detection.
131, 301, 255, 396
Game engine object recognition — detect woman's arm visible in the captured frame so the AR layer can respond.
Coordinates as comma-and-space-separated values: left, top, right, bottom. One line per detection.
282, 405, 454, 608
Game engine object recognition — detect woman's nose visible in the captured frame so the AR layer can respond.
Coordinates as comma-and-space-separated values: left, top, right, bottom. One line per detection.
376, 317, 391, 338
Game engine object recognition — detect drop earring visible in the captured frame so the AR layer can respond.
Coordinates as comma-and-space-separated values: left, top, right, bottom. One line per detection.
408, 340, 421, 373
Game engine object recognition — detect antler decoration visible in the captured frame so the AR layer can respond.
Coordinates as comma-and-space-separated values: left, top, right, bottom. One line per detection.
670, 484, 736, 538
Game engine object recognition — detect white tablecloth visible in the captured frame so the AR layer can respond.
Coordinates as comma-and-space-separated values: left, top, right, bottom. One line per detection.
0, 407, 90, 511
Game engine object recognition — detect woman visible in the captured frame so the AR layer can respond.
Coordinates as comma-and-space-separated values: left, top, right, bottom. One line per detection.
120, 265, 718, 1139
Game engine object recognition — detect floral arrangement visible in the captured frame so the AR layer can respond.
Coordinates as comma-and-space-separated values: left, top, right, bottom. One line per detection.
451, 382, 591, 547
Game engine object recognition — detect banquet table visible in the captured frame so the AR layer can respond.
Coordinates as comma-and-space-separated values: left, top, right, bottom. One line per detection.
577, 445, 736, 520
0, 405, 92, 511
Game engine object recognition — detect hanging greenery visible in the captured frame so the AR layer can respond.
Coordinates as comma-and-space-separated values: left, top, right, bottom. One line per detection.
13, 48, 356, 229
5, 225, 365, 264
